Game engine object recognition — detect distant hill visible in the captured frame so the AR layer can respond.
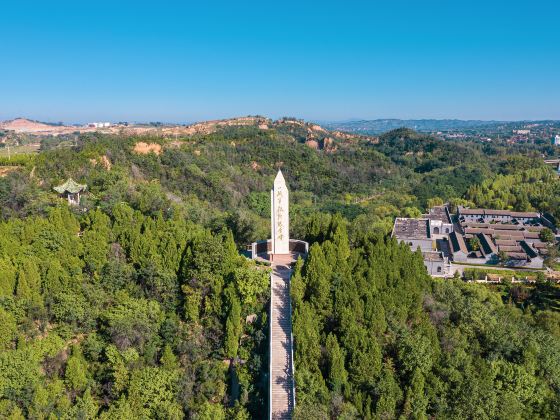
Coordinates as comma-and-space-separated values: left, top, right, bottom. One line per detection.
320, 119, 507, 134
0, 116, 378, 145
0, 118, 63, 133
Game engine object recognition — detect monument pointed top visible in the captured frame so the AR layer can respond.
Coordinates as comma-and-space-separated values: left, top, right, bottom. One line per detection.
274, 169, 286, 185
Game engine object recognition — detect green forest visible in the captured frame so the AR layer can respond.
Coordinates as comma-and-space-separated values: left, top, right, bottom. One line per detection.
291, 220, 560, 419
0, 123, 559, 418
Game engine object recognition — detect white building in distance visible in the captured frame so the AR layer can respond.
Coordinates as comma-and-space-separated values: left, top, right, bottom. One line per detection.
88, 122, 112, 128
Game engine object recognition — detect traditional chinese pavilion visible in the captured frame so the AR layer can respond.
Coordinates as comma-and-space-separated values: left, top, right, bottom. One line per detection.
53, 178, 87, 206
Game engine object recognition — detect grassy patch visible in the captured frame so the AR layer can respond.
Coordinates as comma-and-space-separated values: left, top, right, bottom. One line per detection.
0, 143, 41, 157
493, 283, 560, 312
464, 267, 542, 280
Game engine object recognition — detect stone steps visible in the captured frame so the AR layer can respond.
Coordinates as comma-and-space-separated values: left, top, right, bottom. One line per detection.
270, 264, 294, 419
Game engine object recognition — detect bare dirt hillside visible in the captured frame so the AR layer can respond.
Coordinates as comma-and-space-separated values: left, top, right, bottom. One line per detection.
1, 118, 59, 133
0, 117, 378, 145
0, 118, 85, 136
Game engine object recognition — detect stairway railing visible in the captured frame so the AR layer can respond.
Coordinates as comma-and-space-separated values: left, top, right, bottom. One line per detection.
288, 276, 296, 411
269, 272, 273, 420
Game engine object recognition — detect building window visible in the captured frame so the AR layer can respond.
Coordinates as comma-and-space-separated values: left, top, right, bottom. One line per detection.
437, 266, 442, 273
434, 227, 440, 234
445, 228, 450, 233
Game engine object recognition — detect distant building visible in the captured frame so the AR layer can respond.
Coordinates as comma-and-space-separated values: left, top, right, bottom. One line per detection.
392, 208, 452, 276
554, 135, 560, 146
392, 218, 433, 252
457, 207, 540, 224
422, 205, 454, 237
88, 122, 112, 128
393, 205, 553, 273
449, 231, 468, 262
452, 207, 551, 268
422, 251, 448, 276
514, 129, 530, 135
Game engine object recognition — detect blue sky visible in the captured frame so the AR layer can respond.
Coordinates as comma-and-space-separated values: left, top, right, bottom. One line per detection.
1, 0, 559, 123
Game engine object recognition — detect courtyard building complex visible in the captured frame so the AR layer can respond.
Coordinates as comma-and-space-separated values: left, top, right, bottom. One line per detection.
393, 205, 557, 275
391, 205, 453, 276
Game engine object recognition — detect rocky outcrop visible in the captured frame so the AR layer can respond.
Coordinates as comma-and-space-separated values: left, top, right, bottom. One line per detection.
305, 135, 338, 152
178, 116, 271, 136
322, 137, 337, 152
310, 124, 327, 132
305, 139, 320, 150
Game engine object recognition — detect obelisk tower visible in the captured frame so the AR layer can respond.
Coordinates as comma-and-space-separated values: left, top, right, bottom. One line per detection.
270, 170, 290, 255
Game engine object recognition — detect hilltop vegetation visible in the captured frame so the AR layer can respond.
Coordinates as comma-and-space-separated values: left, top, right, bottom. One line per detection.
291, 222, 560, 419
1, 123, 559, 236
0, 121, 559, 418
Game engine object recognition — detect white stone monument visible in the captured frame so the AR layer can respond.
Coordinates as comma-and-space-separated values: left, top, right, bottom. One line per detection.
270, 170, 290, 255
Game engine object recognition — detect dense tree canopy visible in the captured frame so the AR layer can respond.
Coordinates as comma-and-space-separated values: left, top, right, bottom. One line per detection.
0, 125, 558, 418
2, 125, 559, 239
291, 223, 560, 419
0, 205, 269, 418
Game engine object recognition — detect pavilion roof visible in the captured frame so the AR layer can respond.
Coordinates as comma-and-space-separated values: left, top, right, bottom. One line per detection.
53, 178, 87, 194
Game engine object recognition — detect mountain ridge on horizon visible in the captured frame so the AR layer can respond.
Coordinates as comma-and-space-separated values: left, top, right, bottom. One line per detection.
3, 115, 560, 138
4, 115, 560, 126
0, 115, 372, 140
318, 118, 560, 134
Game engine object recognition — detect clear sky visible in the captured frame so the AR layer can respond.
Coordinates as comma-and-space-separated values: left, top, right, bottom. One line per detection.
1, 0, 559, 123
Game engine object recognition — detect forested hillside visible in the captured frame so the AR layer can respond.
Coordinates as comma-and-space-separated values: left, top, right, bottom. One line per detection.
0, 205, 269, 418
0, 123, 559, 418
291, 220, 560, 419
1, 125, 559, 240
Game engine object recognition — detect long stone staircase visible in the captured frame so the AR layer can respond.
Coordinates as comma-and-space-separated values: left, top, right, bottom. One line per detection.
270, 256, 295, 419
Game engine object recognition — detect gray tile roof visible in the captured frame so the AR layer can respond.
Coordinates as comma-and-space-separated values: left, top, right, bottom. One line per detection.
393, 218, 431, 240
450, 231, 468, 254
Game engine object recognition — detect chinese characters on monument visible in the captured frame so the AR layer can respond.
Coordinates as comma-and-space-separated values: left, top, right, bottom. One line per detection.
270, 170, 290, 255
